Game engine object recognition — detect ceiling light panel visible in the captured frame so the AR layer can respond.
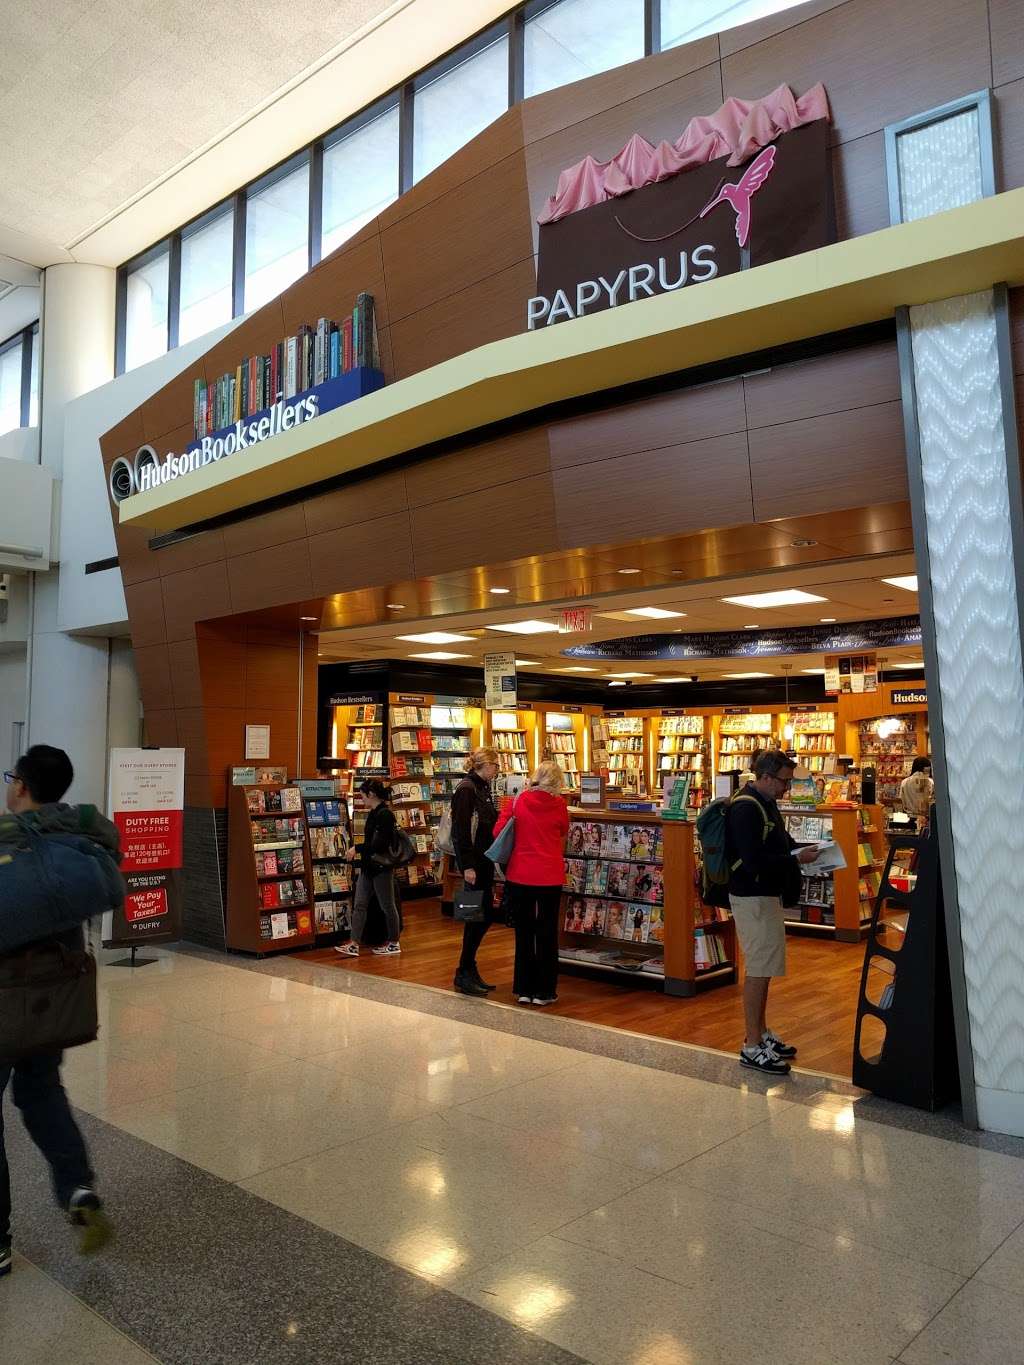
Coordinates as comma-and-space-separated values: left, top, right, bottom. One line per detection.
882, 576, 919, 592
397, 631, 474, 644
488, 620, 561, 635
408, 651, 472, 660
624, 607, 685, 619
721, 590, 827, 609
723, 671, 773, 678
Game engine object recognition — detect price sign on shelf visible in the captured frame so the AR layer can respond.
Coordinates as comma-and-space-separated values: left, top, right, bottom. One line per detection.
559, 607, 592, 634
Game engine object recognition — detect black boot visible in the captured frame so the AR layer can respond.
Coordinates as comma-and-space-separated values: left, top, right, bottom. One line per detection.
453, 970, 488, 997
470, 966, 496, 991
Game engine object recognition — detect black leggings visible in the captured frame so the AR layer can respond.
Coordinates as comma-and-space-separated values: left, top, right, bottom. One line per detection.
510, 883, 562, 1000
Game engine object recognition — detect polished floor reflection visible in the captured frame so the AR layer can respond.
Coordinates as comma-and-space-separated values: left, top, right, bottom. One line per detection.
4, 944, 1024, 1364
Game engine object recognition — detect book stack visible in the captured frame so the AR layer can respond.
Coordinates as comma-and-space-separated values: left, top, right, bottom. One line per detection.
716, 714, 773, 775
193, 293, 380, 441
694, 926, 730, 969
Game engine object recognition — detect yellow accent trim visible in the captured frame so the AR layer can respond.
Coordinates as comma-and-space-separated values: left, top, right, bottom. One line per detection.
120, 187, 1024, 532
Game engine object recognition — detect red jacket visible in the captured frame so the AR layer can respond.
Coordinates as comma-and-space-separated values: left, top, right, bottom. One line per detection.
494, 788, 569, 887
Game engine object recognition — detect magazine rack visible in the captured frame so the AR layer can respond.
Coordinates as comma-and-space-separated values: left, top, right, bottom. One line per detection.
851, 822, 959, 1109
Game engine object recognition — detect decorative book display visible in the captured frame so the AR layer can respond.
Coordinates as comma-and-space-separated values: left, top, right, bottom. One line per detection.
306, 794, 353, 941
227, 782, 315, 952
780, 802, 885, 941
560, 810, 735, 994
193, 293, 382, 440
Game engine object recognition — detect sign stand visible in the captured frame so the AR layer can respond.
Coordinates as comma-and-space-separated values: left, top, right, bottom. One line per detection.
108, 943, 158, 969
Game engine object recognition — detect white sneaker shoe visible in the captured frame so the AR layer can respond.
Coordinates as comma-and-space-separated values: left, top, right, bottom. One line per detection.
372, 942, 401, 955
532, 997, 557, 1006
517, 995, 533, 1004
334, 942, 359, 957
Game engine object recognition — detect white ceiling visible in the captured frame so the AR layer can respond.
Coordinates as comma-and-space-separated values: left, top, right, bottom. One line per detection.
316, 553, 924, 681
0, 0, 513, 269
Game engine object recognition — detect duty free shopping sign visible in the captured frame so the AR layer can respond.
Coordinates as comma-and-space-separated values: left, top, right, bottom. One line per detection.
104, 747, 185, 948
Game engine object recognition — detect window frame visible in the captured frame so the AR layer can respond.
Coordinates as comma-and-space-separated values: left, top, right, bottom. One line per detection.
0, 323, 38, 431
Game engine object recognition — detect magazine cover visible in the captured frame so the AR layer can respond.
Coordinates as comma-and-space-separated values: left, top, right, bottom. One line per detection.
585, 860, 609, 895
604, 901, 628, 939
582, 899, 607, 935
606, 861, 632, 897
628, 903, 651, 941
314, 901, 337, 932
628, 825, 654, 861
600, 823, 631, 858
647, 865, 664, 905
579, 822, 603, 857
647, 905, 666, 944
264, 789, 283, 813
629, 863, 657, 902
563, 897, 586, 932
649, 827, 663, 863
281, 787, 302, 812
566, 824, 587, 856
312, 866, 329, 896
563, 859, 587, 893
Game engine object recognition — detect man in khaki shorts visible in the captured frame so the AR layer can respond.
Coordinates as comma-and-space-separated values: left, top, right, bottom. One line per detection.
726, 750, 818, 1074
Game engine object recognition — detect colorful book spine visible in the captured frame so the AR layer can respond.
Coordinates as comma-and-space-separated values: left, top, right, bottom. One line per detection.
342, 317, 353, 373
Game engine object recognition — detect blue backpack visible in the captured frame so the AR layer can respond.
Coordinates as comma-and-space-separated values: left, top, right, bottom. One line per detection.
0, 821, 124, 954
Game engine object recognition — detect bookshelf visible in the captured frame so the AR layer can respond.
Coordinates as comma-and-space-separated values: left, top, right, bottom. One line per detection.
856, 715, 918, 808
787, 708, 838, 773
781, 802, 885, 941
330, 698, 387, 777
306, 793, 354, 942
602, 713, 648, 795
715, 712, 775, 779
388, 694, 438, 890
560, 809, 735, 994
651, 712, 706, 812
226, 782, 315, 953
487, 706, 538, 777
538, 707, 585, 790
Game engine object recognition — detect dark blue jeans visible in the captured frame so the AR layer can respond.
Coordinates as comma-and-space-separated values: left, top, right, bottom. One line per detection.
0, 1051, 94, 1245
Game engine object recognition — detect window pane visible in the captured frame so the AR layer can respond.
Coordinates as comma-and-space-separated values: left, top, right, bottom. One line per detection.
0, 341, 22, 436
124, 249, 169, 373
323, 106, 400, 257
179, 206, 234, 345
525, 0, 644, 99
244, 159, 310, 313
413, 36, 509, 182
28, 329, 39, 426
661, 0, 806, 48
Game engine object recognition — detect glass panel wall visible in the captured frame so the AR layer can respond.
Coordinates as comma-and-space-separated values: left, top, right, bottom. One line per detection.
124, 248, 170, 373
179, 205, 234, 345
661, 0, 806, 49
0, 340, 23, 436
413, 35, 510, 182
524, 0, 644, 99
244, 158, 310, 313
322, 105, 400, 257
28, 327, 39, 426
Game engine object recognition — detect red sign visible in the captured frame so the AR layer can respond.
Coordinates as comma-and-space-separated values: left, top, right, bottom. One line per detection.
115, 809, 184, 872
105, 748, 185, 949
125, 886, 169, 923
559, 608, 593, 634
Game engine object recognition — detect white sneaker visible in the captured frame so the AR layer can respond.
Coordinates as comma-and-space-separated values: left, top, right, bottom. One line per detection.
532, 997, 557, 1006
517, 995, 533, 1004
334, 942, 359, 957
372, 943, 401, 955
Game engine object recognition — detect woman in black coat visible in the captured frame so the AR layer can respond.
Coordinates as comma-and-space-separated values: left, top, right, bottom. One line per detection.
451, 747, 500, 996
336, 778, 402, 957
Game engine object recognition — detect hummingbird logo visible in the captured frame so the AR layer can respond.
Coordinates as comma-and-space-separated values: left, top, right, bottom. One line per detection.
699, 144, 777, 249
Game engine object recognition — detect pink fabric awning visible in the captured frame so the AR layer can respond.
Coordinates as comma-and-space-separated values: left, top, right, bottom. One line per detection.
538, 83, 830, 225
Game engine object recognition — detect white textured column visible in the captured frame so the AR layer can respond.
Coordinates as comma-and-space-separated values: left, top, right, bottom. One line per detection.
39, 262, 115, 473
891, 96, 1024, 1134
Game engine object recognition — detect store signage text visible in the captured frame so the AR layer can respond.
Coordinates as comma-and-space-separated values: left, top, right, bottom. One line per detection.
527, 248, 718, 329
564, 616, 922, 662
892, 689, 927, 706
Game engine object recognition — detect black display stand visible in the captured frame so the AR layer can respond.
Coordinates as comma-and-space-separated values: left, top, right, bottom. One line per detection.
852, 824, 959, 1109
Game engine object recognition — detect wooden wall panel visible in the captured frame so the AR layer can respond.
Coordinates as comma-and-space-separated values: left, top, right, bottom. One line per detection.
381, 153, 533, 324
282, 231, 391, 341
133, 643, 174, 712
832, 133, 889, 240
122, 579, 167, 648
99, 410, 145, 467
221, 504, 309, 559
244, 640, 301, 712
749, 401, 909, 520
226, 538, 314, 615
307, 511, 416, 595
142, 709, 178, 748
1009, 288, 1024, 374
303, 468, 408, 538
141, 359, 208, 444
404, 427, 550, 508
995, 78, 1024, 195
743, 339, 900, 429
721, 0, 991, 146
117, 524, 162, 587
174, 707, 211, 775
161, 561, 232, 644
195, 623, 246, 710
548, 380, 747, 472
201, 299, 284, 389
409, 474, 559, 578
167, 639, 204, 711
991, 0, 1024, 87
389, 257, 537, 380
554, 430, 753, 548
152, 528, 227, 579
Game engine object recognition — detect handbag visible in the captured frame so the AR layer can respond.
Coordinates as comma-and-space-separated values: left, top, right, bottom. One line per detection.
0, 938, 98, 1060
453, 884, 486, 922
484, 794, 520, 865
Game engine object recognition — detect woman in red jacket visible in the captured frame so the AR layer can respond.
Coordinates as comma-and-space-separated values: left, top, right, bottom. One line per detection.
492, 760, 569, 1006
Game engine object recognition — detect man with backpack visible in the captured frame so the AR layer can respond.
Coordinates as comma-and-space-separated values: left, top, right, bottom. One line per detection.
725, 750, 818, 1075
0, 746, 116, 1277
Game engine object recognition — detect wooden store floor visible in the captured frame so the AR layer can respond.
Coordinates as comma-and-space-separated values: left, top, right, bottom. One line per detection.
299, 900, 864, 1078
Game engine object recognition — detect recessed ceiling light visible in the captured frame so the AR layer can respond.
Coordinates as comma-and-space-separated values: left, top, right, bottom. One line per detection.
488, 619, 561, 635
408, 651, 472, 661
723, 671, 773, 679
891, 661, 925, 669
617, 567, 641, 575
299, 615, 317, 621
605, 672, 653, 679
722, 590, 827, 609
386, 603, 406, 609
820, 617, 837, 623
624, 607, 685, 619
489, 587, 511, 595
882, 575, 919, 592
659, 676, 692, 683
744, 624, 759, 630
557, 666, 598, 673
802, 668, 827, 675
397, 631, 474, 644
514, 659, 541, 666
608, 680, 627, 687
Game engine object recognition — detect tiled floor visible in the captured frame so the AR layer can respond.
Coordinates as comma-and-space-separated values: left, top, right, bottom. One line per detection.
4, 943, 1024, 1364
